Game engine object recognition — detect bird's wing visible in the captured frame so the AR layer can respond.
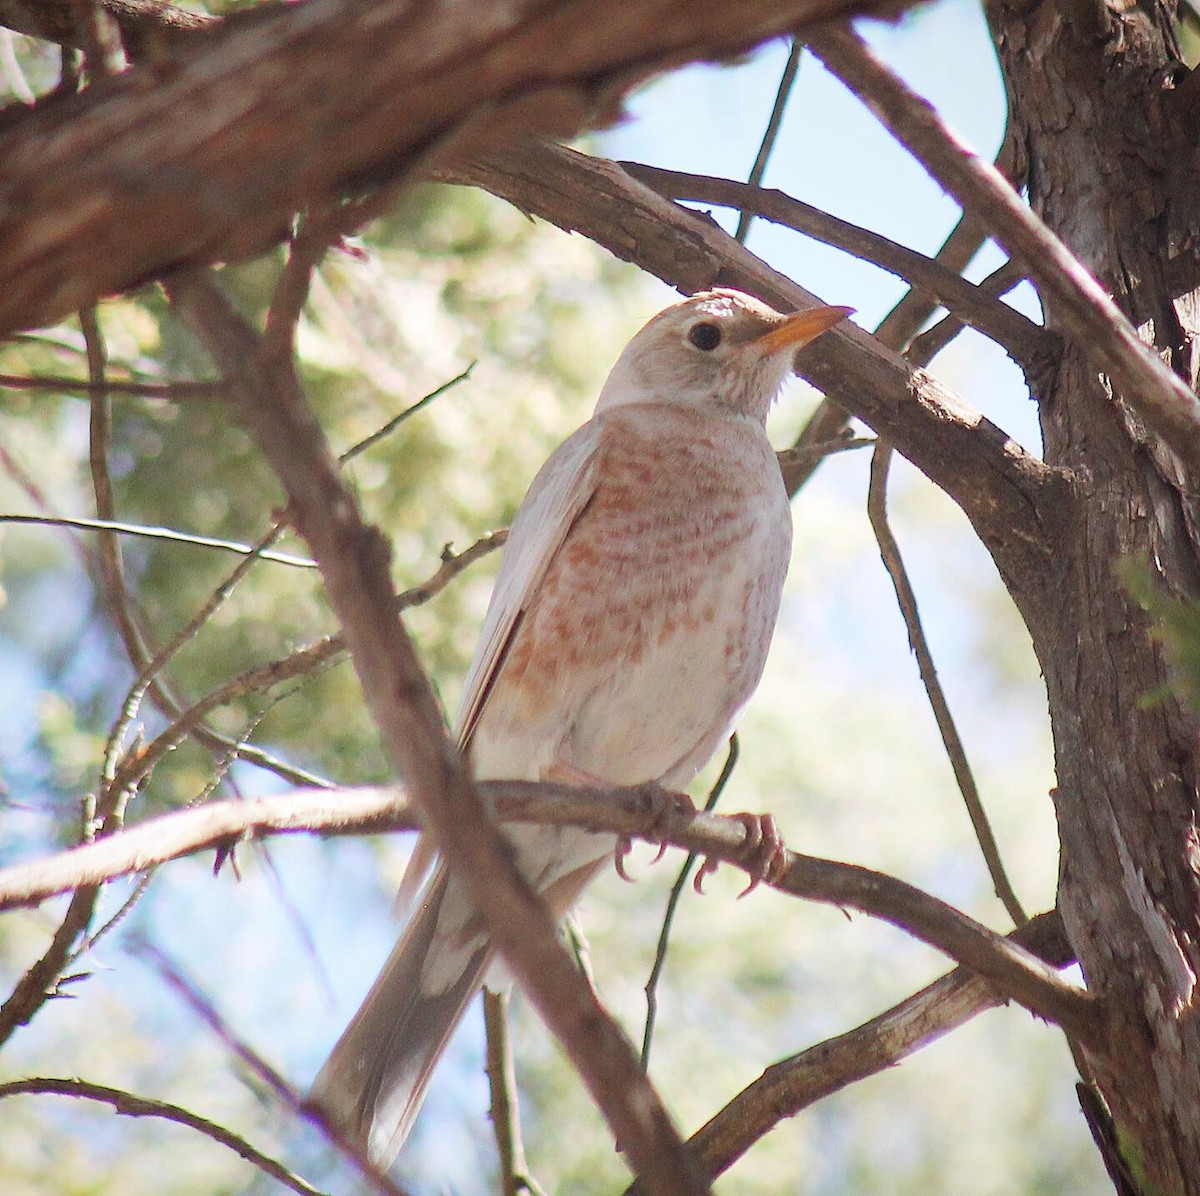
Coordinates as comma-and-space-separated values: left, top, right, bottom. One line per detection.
397, 421, 602, 908
454, 419, 602, 748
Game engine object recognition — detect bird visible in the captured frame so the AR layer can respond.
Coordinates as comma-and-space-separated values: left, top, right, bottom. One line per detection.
312, 287, 852, 1165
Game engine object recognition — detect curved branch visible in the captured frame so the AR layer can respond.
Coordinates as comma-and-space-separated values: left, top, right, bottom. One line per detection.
621, 163, 1044, 367
0, 0, 908, 334
639, 911, 1072, 1189
0, 1077, 325, 1196
442, 141, 1071, 608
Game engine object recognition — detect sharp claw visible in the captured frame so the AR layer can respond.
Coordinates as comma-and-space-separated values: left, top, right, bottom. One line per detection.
693, 855, 719, 894
732, 812, 786, 898
649, 841, 668, 865
614, 836, 636, 883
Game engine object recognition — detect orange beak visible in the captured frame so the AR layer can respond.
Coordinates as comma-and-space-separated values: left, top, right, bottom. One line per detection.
754, 304, 854, 355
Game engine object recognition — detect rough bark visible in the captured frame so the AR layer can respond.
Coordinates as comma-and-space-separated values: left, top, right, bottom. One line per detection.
0, 0, 893, 335
990, 4, 1200, 1192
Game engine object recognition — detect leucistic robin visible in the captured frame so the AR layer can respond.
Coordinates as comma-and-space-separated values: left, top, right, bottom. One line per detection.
313, 288, 852, 1164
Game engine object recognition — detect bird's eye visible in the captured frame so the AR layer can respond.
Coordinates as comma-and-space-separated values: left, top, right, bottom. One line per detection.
688, 321, 722, 352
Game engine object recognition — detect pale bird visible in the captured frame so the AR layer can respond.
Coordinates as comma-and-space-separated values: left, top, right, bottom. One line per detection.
313, 288, 852, 1164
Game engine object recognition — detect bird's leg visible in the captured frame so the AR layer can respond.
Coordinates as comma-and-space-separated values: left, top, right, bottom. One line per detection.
694, 812, 788, 897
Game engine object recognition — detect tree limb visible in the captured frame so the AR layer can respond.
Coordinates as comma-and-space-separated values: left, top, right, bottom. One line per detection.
444, 141, 1071, 612
0, 0, 905, 334
621, 162, 1045, 368
648, 910, 1073, 1188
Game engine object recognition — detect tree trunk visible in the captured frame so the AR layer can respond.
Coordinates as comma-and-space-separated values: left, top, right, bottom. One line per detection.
990, 5, 1200, 1191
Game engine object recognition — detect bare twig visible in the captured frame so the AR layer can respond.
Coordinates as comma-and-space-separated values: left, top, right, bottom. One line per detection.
867, 442, 1027, 927
0, 373, 223, 399
0, 1077, 327, 1196
339, 363, 476, 464
735, 38, 802, 244
0, 513, 316, 567
0, 781, 1098, 1044
641, 735, 739, 1068
808, 26, 1200, 477
485, 989, 547, 1196
133, 940, 412, 1196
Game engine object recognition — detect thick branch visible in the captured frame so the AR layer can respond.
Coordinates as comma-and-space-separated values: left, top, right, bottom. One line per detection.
0, 0, 897, 334
670, 911, 1072, 1186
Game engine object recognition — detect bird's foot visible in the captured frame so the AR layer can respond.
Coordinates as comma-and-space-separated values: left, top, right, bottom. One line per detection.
693, 812, 787, 897
614, 783, 695, 882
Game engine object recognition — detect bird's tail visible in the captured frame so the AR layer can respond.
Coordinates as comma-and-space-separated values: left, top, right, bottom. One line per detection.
311, 868, 491, 1166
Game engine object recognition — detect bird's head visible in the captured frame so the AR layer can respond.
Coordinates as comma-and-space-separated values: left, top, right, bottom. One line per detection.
595, 289, 852, 424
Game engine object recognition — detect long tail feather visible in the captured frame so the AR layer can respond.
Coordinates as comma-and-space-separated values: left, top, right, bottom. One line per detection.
312, 869, 491, 1165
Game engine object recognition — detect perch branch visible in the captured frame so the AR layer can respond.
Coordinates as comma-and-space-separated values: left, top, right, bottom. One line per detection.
0, 781, 1098, 1044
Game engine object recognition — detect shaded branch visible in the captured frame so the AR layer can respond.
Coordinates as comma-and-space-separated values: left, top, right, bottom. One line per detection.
0, 1077, 326, 1196
622, 163, 1044, 367
0, 0, 906, 334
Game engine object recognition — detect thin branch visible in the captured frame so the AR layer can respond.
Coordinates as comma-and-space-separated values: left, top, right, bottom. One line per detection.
339, 363, 476, 464
133, 940, 413, 1196
906, 257, 1028, 365
0, 512, 317, 567
0, 1077, 327, 1196
629, 910, 1072, 1190
735, 37, 802, 244
808, 26, 1200, 478
0, 373, 223, 399
867, 442, 1027, 927
0, 781, 1099, 1044
485, 989, 547, 1196
782, 124, 1025, 496
623, 163, 1044, 368
106, 530, 506, 797
642, 735, 739, 1068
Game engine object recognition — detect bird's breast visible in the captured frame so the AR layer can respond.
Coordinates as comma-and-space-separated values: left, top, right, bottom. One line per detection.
497, 406, 790, 716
